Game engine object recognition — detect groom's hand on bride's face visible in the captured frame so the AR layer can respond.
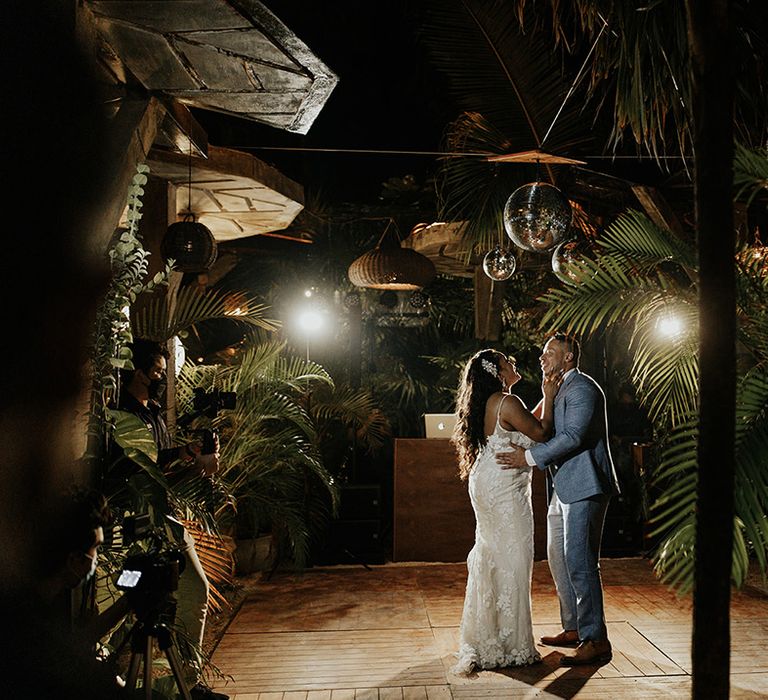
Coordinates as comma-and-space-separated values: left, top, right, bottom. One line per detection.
497, 447, 528, 469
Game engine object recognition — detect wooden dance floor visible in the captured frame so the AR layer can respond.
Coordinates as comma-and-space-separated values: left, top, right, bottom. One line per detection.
210, 558, 768, 699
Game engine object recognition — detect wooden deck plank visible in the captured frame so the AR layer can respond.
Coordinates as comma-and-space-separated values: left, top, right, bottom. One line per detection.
210, 560, 766, 698
378, 689, 403, 700
330, 691, 356, 700
354, 689, 379, 700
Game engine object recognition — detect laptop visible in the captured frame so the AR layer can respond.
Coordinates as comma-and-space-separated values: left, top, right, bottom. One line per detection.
424, 413, 458, 438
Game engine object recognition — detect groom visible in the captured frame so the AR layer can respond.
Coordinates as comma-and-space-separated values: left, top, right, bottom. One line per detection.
498, 333, 619, 665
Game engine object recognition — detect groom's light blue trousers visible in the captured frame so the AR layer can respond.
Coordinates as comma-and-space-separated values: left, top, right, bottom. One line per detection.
547, 491, 610, 642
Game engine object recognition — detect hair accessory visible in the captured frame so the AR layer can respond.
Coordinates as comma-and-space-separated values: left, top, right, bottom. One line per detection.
480, 358, 498, 378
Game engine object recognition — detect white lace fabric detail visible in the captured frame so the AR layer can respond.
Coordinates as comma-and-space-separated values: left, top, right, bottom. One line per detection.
452, 424, 541, 675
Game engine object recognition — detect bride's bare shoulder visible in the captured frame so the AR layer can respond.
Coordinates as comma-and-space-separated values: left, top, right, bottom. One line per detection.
498, 393, 529, 429
506, 394, 528, 411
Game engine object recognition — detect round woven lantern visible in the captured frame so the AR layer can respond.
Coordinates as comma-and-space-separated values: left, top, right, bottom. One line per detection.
161, 213, 218, 273
348, 234, 436, 290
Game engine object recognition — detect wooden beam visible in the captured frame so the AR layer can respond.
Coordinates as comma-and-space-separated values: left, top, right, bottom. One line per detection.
473, 266, 505, 341
630, 185, 687, 238
84, 94, 166, 256
157, 98, 209, 158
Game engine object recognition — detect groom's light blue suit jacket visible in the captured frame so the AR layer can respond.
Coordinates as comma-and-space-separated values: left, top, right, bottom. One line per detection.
529, 369, 619, 504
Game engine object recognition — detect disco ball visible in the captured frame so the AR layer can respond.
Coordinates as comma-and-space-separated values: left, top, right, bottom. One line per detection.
551, 238, 593, 286
408, 290, 429, 309
504, 182, 572, 253
482, 246, 517, 281
343, 292, 361, 309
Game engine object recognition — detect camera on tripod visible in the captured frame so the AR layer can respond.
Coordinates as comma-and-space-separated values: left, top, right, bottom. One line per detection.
112, 515, 194, 696
116, 514, 185, 604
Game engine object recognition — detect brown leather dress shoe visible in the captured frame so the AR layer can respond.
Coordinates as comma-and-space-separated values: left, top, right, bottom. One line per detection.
560, 639, 612, 666
539, 629, 579, 647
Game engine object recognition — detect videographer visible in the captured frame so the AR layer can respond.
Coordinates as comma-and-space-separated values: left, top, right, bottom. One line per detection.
115, 338, 227, 700
4, 487, 130, 699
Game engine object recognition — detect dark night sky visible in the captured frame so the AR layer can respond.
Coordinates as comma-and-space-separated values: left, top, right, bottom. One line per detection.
195, 1, 454, 204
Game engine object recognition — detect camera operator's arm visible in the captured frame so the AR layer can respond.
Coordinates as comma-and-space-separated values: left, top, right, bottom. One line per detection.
176, 435, 220, 477
76, 594, 131, 646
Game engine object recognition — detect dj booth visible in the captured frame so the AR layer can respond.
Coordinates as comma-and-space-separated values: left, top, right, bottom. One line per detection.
392, 438, 548, 562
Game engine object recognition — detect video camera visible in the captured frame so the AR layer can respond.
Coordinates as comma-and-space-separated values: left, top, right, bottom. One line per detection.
177, 388, 237, 455
116, 515, 186, 615
192, 387, 237, 417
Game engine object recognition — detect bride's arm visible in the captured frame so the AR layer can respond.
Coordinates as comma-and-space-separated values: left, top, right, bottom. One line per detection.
500, 374, 560, 442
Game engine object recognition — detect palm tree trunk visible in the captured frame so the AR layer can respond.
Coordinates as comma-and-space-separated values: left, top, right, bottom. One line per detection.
685, 1, 736, 698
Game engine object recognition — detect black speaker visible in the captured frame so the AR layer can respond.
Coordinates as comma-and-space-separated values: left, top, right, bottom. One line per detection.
317, 518, 385, 565
338, 484, 381, 520
602, 495, 643, 556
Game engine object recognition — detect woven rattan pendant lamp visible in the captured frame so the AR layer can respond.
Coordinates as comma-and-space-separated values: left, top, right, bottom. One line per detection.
161, 131, 217, 273
348, 220, 436, 290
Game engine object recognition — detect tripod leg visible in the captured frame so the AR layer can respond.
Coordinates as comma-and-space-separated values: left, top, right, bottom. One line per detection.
165, 645, 193, 700
125, 652, 142, 691
143, 634, 153, 700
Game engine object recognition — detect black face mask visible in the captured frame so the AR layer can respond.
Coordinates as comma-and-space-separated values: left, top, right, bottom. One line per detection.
148, 379, 166, 400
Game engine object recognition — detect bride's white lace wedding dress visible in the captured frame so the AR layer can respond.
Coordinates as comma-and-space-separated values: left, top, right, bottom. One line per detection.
452, 395, 541, 674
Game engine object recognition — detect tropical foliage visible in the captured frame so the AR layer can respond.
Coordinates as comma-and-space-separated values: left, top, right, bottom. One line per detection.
178, 342, 334, 567
536, 147, 768, 591
419, 0, 593, 255
85, 164, 171, 468
174, 337, 392, 568
512, 0, 768, 157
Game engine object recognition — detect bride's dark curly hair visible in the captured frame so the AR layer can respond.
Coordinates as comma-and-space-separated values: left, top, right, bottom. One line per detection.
451, 349, 506, 480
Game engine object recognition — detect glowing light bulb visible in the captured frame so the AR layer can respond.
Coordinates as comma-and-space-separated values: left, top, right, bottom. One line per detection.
657, 315, 684, 339
297, 310, 324, 333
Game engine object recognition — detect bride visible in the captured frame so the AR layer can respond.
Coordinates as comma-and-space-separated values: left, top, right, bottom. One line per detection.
450, 349, 560, 674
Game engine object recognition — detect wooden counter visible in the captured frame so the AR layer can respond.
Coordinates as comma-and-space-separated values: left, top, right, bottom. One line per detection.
393, 438, 548, 562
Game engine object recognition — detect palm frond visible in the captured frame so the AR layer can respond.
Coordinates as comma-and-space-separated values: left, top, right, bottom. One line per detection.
422, 0, 591, 153
436, 113, 529, 255
131, 287, 280, 342
733, 366, 768, 572
309, 384, 391, 452
514, 0, 691, 159
598, 210, 697, 274
734, 142, 768, 205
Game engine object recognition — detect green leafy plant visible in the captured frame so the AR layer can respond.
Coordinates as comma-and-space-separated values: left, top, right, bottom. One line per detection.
175, 340, 341, 570
536, 147, 768, 590
85, 163, 171, 466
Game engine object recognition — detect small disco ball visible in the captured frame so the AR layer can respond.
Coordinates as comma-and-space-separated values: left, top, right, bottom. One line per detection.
482, 245, 517, 281
343, 292, 361, 309
551, 238, 593, 286
504, 182, 572, 253
408, 290, 429, 309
